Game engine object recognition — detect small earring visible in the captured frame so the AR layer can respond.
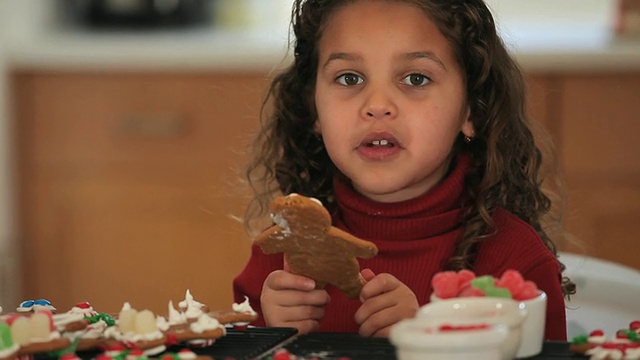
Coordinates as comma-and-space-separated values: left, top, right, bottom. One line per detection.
463, 134, 474, 143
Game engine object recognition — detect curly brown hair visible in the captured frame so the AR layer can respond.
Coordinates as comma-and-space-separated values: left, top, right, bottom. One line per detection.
243, 0, 575, 297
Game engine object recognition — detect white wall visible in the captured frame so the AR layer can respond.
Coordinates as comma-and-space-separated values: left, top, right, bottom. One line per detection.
0, 0, 59, 310
0, 0, 18, 310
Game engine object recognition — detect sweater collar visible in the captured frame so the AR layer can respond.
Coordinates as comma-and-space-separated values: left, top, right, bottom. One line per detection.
332, 154, 471, 241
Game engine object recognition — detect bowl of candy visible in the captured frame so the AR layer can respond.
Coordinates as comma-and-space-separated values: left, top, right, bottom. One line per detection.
430, 269, 547, 358
390, 319, 509, 360
418, 296, 526, 360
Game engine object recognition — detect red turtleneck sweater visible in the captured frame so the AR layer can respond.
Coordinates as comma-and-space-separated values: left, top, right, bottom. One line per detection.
233, 155, 567, 340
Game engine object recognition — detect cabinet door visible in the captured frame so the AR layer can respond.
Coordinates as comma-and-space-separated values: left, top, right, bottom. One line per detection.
13, 72, 269, 313
557, 73, 640, 270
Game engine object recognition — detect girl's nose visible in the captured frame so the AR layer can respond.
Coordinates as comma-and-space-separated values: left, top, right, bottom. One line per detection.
362, 88, 397, 120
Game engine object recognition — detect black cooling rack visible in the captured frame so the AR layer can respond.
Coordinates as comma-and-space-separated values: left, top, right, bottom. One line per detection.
168, 327, 298, 360
282, 332, 396, 360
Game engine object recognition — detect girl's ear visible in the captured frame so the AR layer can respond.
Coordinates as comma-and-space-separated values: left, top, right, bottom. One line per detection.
461, 119, 475, 139
460, 107, 475, 139
314, 119, 322, 135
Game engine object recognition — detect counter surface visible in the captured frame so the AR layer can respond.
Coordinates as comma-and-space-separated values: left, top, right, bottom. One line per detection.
5, 23, 640, 73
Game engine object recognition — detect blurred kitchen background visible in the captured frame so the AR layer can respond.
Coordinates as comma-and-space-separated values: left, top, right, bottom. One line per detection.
0, 0, 638, 331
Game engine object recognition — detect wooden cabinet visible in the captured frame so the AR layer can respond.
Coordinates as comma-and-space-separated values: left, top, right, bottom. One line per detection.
10, 69, 640, 316
12, 71, 270, 314
525, 72, 640, 271
552, 73, 640, 270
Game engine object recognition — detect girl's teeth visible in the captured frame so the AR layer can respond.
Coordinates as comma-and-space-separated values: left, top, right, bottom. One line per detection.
372, 140, 389, 146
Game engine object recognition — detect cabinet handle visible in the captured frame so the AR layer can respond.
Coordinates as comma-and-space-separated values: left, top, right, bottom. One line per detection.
116, 114, 187, 137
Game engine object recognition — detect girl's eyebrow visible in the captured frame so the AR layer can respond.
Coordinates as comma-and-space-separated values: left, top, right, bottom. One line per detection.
404, 51, 447, 71
322, 52, 362, 69
321, 51, 447, 71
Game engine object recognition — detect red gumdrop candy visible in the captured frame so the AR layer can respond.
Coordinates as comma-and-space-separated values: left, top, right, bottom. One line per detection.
512, 280, 539, 301
630, 320, 640, 331
590, 329, 605, 337
496, 270, 525, 296
432, 271, 460, 299
457, 270, 476, 287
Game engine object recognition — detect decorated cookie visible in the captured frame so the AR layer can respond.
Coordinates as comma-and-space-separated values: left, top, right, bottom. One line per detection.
178, 290, 210, 316
158, 300, 225, 348
52, 301, 115, 351
6, 309, 71, 355
570, 322, 640, 359
254, 194, 378, 299
0, 320, 18, 360
208, 296, 258, 329
103, 303, 167, 355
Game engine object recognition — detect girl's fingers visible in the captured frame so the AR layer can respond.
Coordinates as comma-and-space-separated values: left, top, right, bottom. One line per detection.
265, 270, 316, 291
361, 268, 376, 281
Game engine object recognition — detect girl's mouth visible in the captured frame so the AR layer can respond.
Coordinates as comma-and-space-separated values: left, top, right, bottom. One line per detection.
367, 139, 393, 147
357, 133, 402, 160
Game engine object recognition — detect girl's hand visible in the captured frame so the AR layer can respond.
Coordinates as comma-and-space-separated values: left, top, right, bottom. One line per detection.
260, 266, 330, 335
355, 268, 419, 337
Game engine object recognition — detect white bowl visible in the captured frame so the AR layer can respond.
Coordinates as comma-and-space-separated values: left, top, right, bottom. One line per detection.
418, 297, 527, 360
516, 291, 547, 358
390, 318, 508, 360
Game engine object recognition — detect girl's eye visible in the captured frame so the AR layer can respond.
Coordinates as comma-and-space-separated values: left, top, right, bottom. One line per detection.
336, 73, 363, 86
402, 73, 430, 87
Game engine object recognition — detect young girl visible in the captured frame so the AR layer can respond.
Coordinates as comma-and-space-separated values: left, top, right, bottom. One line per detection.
234, 0, 575, 340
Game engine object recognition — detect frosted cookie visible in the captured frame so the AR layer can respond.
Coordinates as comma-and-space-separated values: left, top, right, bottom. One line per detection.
0, 320, 18, 360
6, 309, 71, 355
208, 297, 258, 329
53, 302, 115, 351
570, 323, 640, 359
254, 194, 378, 299
157, 301, 225, 348
178, 290, 210, 318
103, 303, 167, 356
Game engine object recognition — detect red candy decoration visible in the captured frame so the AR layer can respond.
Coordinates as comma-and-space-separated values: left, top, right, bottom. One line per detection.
513, 280, 539, 301
630, 320, 640, 331
273, 348, 293, 360
439, 323, 490, 332
457, 270, 476, 286
431, 271, 460, 299
59, 354, 80, 360
75, 302, 91, 309
496, 270, 525, 296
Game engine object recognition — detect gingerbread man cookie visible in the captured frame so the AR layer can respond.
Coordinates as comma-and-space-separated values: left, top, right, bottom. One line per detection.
254, 193, 378, 298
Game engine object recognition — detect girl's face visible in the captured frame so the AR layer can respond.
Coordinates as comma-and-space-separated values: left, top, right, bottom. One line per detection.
314, 0, 473, 203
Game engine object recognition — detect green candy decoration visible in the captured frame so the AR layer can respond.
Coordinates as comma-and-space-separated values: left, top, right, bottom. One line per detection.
0, 321, 14, 349
471, 275, 495, 292
484, 286, 512, 298
571, 334, 589, 345
85, 313, 116, 327
472, 275, 512, 298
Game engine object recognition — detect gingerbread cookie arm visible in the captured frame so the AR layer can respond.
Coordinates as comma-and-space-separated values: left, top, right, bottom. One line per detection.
253, 225, 288, 254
